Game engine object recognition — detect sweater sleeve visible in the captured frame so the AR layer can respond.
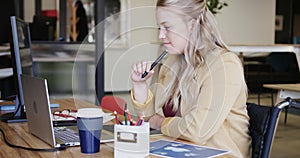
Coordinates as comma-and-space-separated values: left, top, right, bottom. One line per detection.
161, 53, 247, 144
130, 89, 156, 117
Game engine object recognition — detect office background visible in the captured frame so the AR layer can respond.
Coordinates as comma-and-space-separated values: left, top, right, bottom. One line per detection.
0, 0, 300, 157
1, 0, 300, 102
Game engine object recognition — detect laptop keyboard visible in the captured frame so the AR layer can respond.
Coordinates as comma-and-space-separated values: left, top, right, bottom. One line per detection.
54, 127, 80, 144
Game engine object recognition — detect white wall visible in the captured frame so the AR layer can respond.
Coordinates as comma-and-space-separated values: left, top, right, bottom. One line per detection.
24, 0, 57, 22
104, 0, 159, 91
216, 0, 276, 45
24, 0, 35, 22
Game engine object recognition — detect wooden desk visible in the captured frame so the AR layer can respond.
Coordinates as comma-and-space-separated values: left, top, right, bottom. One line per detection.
263, 84, 300, 104
229, 44, 300, 70
0, 98, 170, 158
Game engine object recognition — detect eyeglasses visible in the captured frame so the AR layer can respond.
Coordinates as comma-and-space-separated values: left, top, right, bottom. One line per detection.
53, 109, 77, 121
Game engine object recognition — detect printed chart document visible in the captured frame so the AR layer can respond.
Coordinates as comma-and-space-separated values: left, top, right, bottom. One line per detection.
150, 139, 230, 158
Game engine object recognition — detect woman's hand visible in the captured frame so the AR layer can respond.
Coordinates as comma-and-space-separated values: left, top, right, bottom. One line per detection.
131, 61, 154, 83
148, 114, 164, 130
130, 61, 154, 103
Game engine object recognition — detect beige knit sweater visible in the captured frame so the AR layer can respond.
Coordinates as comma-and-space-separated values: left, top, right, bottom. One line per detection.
131, 48, 251, 158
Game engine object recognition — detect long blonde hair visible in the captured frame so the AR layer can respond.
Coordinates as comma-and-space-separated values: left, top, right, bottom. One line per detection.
156, 0, 229, 112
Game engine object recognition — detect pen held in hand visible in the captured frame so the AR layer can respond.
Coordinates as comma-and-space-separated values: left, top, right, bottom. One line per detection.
141, 50, 168, 78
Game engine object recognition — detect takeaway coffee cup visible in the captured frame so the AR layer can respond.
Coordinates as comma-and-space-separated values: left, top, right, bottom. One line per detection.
77, 108, 104, 154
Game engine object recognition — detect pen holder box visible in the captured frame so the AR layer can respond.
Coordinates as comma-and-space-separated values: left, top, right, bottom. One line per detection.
114, 122, 149, 158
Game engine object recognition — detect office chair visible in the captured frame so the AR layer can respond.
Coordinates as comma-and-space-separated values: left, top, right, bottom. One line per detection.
247, 97, 300, 158
100, 96, 127, 114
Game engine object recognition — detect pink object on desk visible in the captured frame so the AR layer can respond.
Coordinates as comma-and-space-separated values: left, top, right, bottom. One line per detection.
100, 96, 126, 115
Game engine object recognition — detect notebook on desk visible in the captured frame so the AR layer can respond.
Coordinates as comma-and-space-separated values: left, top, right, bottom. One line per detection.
21, 74, 114, 148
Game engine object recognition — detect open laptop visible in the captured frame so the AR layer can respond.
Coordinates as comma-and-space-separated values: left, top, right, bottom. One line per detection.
21, 74, 114, 148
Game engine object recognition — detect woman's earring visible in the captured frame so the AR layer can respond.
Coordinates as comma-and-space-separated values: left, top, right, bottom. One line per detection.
198, 14, 204, 24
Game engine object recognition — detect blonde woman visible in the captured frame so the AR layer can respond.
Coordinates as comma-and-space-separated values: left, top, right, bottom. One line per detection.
130, 0, 251, 157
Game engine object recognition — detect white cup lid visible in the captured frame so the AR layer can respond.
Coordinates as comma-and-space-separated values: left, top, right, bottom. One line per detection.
77, 108, 104, 118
